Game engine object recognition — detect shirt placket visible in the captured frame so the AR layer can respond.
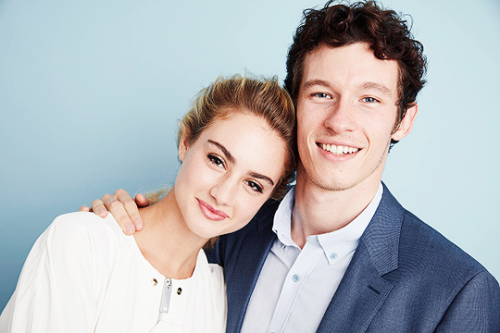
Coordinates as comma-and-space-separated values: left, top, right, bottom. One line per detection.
268, 237, 323, 333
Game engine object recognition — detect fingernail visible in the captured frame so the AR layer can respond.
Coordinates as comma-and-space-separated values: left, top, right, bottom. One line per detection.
125, 224, 135, 234
98, 208, 106, 216
135, 220, 143, 230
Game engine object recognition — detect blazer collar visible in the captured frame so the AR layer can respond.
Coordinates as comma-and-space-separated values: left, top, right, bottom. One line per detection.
225, 200, 279, 332
360, 182, 404, 275
317, 183, 405, 332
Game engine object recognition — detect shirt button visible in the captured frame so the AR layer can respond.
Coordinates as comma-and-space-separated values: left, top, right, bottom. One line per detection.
330, 252, 337, 259
292, 274, 300, 282
177, 288, 182, 295
151, 278, 158, 286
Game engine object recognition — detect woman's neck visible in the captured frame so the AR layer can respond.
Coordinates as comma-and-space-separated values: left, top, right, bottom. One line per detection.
133, 188, 208, 279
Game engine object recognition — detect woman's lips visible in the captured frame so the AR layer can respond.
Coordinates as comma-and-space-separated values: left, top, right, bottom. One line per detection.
196, 199, 228, 221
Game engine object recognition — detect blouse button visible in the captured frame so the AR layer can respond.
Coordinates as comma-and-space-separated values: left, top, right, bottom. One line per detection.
151, 278, 158, 286
177, 288, 182, 295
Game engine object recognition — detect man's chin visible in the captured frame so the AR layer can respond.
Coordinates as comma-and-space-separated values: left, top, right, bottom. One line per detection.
310, 177, 356, 193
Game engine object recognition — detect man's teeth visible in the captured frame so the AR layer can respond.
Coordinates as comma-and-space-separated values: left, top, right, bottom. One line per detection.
321, 143, 359, 155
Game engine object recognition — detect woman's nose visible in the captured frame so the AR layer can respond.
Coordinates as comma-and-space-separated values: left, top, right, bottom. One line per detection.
208, 175, 237, 206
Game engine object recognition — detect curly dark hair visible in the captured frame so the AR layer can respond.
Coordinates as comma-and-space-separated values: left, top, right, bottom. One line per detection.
285, 0, 427, 144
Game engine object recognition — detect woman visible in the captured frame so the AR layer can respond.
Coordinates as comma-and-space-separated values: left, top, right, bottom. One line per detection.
0, 74, 296, 332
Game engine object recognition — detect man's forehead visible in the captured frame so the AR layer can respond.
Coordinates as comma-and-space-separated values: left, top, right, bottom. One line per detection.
301, 43, 399, 92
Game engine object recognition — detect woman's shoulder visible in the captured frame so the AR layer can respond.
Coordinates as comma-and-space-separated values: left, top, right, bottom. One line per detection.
43, 212, 128, 251
50, 211, 122, 233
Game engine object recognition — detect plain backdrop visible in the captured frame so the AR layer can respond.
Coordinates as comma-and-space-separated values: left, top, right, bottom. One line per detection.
1, 0, 499, 311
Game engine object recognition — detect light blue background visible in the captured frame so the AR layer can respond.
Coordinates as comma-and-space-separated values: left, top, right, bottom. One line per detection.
1, 0, 499, 311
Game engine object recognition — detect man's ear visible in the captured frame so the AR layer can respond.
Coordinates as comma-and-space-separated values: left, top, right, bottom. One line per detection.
178, 133, 190, 162
392, 103, 418, 142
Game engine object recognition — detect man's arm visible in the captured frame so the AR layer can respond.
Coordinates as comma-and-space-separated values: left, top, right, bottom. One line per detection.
79, 189, 148, 235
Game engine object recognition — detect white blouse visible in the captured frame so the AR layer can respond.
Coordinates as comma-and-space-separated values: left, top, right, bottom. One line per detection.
0, 212, 227, 333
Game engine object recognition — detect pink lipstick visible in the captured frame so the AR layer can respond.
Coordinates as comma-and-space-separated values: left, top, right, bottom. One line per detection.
196, 199, 228, 221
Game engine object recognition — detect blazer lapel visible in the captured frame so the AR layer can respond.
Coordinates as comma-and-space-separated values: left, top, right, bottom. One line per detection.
317, 184, 404, 332
224, 201, 278, 333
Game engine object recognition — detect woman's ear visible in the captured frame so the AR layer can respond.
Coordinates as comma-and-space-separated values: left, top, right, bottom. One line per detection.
178, 133, 190, 162
391, 103, 418, 142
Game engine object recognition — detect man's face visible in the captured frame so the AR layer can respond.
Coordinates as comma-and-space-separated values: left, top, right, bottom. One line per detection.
295, 42, 416, 192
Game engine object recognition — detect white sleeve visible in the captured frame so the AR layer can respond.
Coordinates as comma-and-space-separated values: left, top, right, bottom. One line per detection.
0, 212, 113, 333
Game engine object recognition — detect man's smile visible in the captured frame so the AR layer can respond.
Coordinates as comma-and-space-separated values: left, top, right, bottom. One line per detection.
318, 143, 360, 156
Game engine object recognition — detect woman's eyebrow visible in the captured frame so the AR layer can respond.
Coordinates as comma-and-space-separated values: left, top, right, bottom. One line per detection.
208, 139, 235, 163
208, 139, 275, 186
248, 172, 274, 186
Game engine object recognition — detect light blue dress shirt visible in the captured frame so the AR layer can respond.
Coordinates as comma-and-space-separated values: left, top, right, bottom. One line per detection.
241, 184, 383, 333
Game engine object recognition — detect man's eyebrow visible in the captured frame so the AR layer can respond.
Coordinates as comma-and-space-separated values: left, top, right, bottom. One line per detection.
208, 140, 235, 163
302, 80, 393, 97
207, 139, 275, 186
359, 82, 393, 97
302, 79, 332, 90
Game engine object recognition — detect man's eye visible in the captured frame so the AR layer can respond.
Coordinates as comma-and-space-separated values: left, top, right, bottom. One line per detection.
362, 97, 378, 103
208, 154, 225, 168
245, 180, 263, 193
313, 93, 330, 99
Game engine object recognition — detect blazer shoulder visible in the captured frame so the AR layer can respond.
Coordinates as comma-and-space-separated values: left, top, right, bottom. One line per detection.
398, 208, 493, 285
374, 185, 495, 285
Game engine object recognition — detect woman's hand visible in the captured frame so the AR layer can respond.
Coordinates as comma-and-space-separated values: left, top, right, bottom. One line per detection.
79, 189, 149, 235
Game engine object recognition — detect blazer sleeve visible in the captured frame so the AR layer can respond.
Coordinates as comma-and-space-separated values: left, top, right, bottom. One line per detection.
436, 270, 500, 332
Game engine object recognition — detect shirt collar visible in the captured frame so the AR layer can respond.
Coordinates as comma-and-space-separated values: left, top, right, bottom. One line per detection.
272, 183, 384, 265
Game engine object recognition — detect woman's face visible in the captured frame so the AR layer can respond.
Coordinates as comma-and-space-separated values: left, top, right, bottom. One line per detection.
174, 110, 287, 240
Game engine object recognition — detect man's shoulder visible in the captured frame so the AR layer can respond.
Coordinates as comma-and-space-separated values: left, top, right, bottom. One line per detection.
372, 185, 492, 284
399, 209, 487, 277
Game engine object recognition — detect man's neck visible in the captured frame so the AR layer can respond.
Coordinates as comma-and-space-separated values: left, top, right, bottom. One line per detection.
291, 173, 381, 248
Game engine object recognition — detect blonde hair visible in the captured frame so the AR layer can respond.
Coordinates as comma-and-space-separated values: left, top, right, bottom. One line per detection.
148, 74, 296, 248
178, 74, 296, 199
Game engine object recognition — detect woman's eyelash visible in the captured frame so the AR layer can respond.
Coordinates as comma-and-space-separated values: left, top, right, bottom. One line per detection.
207, 154, 263, 193
245, 180, 263, 193
208, 154, 225, 168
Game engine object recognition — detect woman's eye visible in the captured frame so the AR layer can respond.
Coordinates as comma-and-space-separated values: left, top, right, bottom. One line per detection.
245, 180, 263, 193
208, 154, 225, 168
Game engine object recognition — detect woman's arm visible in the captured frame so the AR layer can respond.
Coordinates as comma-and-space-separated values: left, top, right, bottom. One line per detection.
0, 213, 110, 333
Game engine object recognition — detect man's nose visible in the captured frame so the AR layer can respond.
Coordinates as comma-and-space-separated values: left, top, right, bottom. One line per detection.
323, 97, 356, 133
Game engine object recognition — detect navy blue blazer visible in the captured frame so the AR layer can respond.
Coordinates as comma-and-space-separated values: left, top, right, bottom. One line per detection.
207, 184, 500, 332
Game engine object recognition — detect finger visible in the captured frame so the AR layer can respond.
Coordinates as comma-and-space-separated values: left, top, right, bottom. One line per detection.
79, 205, 90, 212
103, 193, 135, 235
91, 199, 108, 218
114, 190, 144, 231
135, 193, 149, 208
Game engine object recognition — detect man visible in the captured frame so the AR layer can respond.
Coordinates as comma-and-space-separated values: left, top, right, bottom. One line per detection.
85, 1, 500, 331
